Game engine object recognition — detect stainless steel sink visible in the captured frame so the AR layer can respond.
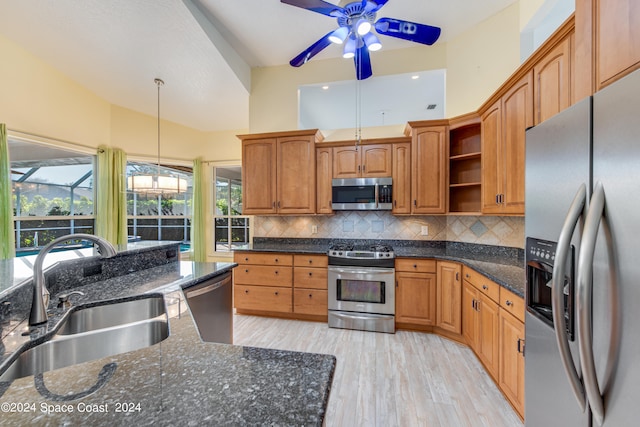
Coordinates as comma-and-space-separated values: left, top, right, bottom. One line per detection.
0, 297, 169, 382
56, 296, 166, 335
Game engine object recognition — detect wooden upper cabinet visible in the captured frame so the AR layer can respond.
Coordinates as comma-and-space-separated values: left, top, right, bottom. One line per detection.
316, 146, 333, 214
277, 135, 317, 214
481, 72, 532, 215
392, 142, 411, 214
595, 0, 640, 88
534, 34, 572, 125
501, 71, 532, 215
332, 144, 392, 178
242, 138, 277, 214
239, 130, 321, 215
481, 101, 502, 214
409, 124, 448, 214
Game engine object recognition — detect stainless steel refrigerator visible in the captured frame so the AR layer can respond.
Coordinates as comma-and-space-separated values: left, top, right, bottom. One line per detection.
524, 68, 640, 426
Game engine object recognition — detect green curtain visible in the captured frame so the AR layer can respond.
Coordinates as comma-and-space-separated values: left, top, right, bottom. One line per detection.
95, 146, 127, 246
190, 157, 207, 262
0, 124, 16, 259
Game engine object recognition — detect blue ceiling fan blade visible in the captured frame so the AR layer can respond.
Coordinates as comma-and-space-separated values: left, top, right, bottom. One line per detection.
290, 31, 334, 67
281, 0, 346, 17
354, 45, 372, 80
363, 0, 389, 13
375, 17, 441, 45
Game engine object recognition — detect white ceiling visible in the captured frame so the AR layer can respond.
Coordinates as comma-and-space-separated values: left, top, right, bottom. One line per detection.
0, 0, 517, 132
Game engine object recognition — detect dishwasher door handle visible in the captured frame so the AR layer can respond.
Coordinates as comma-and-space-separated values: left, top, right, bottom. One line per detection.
185, 277, 229, 298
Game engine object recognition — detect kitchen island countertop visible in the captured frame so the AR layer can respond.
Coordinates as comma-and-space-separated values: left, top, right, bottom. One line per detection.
0, 249, 335, 426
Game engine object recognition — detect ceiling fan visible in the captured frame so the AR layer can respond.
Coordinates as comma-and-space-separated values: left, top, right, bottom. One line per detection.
282, 0, 441, 80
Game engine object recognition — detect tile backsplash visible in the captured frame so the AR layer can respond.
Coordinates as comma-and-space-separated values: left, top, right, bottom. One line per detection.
253, 212, 525, 248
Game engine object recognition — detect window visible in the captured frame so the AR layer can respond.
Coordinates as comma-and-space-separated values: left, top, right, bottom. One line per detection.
214, 165, 250, 252
126, 162, 192, 246
9, 138, 95, 254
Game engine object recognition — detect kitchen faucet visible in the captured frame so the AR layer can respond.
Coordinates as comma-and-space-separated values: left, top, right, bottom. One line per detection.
29, 234, 117, 326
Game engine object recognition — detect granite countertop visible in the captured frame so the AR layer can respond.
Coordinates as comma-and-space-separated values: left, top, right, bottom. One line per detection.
0, 250, 336, 425
240, 238, 526, 298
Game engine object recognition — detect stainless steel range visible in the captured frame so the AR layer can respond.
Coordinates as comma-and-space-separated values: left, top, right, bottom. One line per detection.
327, 243, 395, 333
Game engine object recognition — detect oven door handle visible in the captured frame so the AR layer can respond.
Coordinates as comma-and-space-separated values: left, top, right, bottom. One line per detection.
328, 266, 393, 275
552, 183, 586, 411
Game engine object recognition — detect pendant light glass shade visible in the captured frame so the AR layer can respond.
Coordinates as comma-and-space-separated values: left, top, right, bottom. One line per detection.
127, 78, 187, 195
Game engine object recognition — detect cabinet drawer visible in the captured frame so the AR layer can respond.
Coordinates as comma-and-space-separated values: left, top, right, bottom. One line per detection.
293, 289, 328, 316
293, 267, 328, 289
235, 285, 292, 313
234, 252, 293, 266
233, 265, 292, 287
500, 287, 525, 323
293, 254, 328, 268
395, 258, 437, 273
463, 267, 500, 303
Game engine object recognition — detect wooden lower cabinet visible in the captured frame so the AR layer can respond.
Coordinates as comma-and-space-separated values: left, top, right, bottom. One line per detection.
235, 285, 292, 313
499, 307, 525, 418
436, 261, 462, 334
395, 271, 437, 327
293, 255, 328, 319
462, 281, 500, 379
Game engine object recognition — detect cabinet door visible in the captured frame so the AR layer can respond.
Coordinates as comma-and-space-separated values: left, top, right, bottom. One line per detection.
595, 0, 640, 88
392, 142, 412, 214
396, 272, 437, 326
277, 135, 316, 214
462, 281, 478, 348
481, 102, 502, 214
499, 308, 525, 417
333, 146, 360, 178
235, 285, 293, 313
412, 126, 447, 214
361, 144, 392, 177
316, 147, 333, 214
436, 261, 461, 334
534, 36, 572, 125
242, 138, 277, 214
501, 71, 532, 215
293, 289, 328, 315
478, 293, 500, 379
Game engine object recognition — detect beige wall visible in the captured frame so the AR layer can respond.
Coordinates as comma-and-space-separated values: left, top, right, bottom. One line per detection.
0, 34, 111, 147
446, 3, 521, 117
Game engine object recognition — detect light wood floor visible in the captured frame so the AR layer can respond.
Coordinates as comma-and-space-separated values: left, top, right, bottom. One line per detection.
233, 314, 524, 427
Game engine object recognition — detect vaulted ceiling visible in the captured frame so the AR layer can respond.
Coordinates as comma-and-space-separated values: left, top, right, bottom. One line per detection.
0, 0, 517, 132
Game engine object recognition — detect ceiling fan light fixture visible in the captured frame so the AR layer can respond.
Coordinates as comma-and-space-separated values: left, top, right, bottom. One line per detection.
355, 18, 372, 35
363, 32, 382, 51
328, 26, 349, 44
343, 35, 357, 58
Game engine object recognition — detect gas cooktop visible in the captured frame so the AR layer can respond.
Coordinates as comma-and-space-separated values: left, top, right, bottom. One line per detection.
327, 243, 395, 259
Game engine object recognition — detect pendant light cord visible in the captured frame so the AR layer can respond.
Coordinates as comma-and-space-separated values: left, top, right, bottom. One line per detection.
154, 78, 164, 178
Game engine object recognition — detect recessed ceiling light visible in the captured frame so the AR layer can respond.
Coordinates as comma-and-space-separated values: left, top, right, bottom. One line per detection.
411, 75, 420, 80
322, 85, 329, 90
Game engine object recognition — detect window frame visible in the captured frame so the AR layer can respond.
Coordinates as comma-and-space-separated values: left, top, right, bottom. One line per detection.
212, 163, 251, 257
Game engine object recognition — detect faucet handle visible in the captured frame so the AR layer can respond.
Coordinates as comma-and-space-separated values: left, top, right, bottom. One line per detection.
57, 290, 85, 308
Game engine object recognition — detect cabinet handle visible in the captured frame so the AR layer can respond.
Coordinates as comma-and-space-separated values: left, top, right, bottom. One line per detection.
277, 201, 281, 208
482, 285, 488, 290
308, 272, 313, 277
245, 269, 248, 273
517, 338, 525, 355
496, 194, 499, 205
358, 165, 361, 173
308, 293, 313, 298
362, 164, 366, 172
275, 291, 279, 296
308, 259, 313, 264
505, 300, 513, 306
413, 200, 417, 206
413, 264, 418, 269
275, 270, 279, 275
394, 200, 397, 207
244, 289, 249, 294
273, 201, 276, 208
396, 280, 398, 288
465, 273, 470, 278
471, 299, 476, 309
275, 258, 278, 262
456, 272, 459, 281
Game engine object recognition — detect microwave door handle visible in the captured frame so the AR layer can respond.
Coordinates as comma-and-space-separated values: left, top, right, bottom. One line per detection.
375, 183, 379, 208
577, 181, 606, 426
552, 183, 587, 411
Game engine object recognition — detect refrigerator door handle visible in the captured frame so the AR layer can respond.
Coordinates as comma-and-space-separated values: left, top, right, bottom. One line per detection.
577, 181, 606, 425
552, 183, 587, 411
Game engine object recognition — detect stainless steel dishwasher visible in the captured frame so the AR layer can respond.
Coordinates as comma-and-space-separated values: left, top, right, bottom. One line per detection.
183, 272, 233, 344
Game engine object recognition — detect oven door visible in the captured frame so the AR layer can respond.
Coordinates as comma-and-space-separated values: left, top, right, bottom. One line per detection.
328, 266, 395, 315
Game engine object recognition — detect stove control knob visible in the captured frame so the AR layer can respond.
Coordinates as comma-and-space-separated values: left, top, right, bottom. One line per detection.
386, 253, 391, 257
338, 251, 343, 256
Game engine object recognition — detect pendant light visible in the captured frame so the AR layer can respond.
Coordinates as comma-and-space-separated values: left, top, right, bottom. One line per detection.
127, 78, 187, 194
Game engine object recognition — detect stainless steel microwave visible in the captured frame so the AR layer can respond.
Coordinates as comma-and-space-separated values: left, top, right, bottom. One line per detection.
331, 177, 392, 210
